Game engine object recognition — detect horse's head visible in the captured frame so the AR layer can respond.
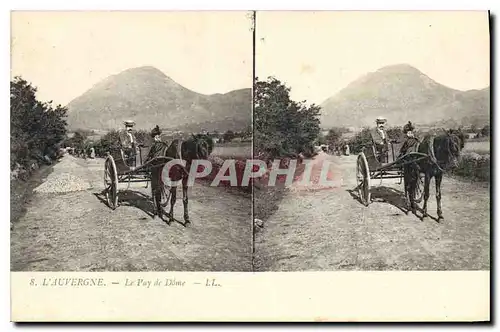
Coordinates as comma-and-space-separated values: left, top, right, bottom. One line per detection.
444, 129, 465, 169
190, 134, 214, 159
448, 129, 465, 149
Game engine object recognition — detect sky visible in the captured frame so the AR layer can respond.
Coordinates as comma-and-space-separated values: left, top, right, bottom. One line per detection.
11, 11, 253, 106
256, 11, 490, 105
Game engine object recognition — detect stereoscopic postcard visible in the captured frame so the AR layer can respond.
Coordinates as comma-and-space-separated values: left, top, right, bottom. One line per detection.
9, 10, 490, 322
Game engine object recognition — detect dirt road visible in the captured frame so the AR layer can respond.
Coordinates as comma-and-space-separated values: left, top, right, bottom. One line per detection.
11, 155, 252, 271
254, 152, 490, 271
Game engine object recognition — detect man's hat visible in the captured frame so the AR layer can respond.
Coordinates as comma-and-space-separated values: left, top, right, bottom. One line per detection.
376, 117, 387, 124
124, 120, 135, 127
151, 125, 162, 137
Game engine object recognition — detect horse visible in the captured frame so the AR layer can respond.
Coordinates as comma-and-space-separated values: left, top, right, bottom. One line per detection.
399, 136, 421, 215
150, 134, 214, 225
404, 129, 465, 222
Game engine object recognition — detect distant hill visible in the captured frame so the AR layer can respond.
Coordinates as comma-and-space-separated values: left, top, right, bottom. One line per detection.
66, 66, 251, 132
320, 64, 490, 129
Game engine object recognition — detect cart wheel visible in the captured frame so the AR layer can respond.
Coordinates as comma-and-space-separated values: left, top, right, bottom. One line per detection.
356, 152, 371, 206
413, 173, 424, 203
104, 155, 118, 209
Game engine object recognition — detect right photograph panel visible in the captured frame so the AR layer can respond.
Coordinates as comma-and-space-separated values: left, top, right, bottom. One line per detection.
253, 11, 490, 271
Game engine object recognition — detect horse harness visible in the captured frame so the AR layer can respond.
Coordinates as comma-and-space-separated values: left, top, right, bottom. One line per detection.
426, 135, 446, 173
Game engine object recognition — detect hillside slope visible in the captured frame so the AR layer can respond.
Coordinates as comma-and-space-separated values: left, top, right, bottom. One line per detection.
66, 66, 251, 132
320, 64, 490, 128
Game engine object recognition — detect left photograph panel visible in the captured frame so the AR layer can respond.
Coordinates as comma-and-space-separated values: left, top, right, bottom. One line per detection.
10, 11, 254, 272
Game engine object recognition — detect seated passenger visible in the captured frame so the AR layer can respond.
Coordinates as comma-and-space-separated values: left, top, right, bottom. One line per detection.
398, 121, 419, 158
145, 125, 167, 163
370, 116, 389, 163
119, 120, 137, 167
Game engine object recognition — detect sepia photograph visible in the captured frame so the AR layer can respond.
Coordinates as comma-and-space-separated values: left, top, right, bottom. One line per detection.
10, 11, 253, 272
253, 11, 490, 272
8, 8, 491, 323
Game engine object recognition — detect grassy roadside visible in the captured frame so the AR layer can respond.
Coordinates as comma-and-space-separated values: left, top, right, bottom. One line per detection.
253, 159, 308, 222
10, 164, 53, 226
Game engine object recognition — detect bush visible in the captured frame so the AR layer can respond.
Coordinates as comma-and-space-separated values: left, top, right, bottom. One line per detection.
481, 124, 490, 137
452, 153, 490, 182
223, 130, 236, 142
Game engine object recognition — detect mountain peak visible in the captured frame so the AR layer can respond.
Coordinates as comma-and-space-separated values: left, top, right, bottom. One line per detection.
117, 66, 169, 79
330, 63, 438, 103
66, 66, 251, 131
375, 63, 423, 75
320, 64, 490, 128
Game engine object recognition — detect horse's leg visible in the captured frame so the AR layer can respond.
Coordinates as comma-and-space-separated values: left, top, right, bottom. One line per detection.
151, 169, 158, 218
153, 170, 166, 221
167, 186, 176, 224
151, 177, 157, 219
435, 172, 444, 222
182, 175, 190, 225
421, 172, 431, 220
403, 167, 410, 214
410, 168, 418, 215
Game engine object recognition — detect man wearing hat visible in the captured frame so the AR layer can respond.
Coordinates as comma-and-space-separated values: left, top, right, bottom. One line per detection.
370, 116, 389, 163
119, 120, 137, 167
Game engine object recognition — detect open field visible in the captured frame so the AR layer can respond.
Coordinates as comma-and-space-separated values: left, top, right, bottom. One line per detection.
463, 140, 490, 155
212, 142, 251, 159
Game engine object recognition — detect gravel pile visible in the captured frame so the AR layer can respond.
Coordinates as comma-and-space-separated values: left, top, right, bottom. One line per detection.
34, 172, 92, 193
33, 156, 94, 194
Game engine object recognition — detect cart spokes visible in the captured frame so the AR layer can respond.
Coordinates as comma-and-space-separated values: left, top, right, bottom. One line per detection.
104, 155, 118, 209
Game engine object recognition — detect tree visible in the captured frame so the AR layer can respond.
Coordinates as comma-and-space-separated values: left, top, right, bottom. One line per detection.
73, 131, 86, 148
481, 124, 490, 137
325, 128, 342, 147
95, 130, 121, 156
254, 76, 321, 160
11, 76, 68, 169
134, 129, 151, 146
223, 130, 235, 142
347, 128, 373, 154
386, 127, 404, 142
